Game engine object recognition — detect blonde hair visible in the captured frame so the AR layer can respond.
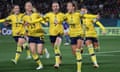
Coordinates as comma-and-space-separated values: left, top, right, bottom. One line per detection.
32, 7, 37, 13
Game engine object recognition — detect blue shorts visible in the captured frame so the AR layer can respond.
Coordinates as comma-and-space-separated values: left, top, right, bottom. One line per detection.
70, 36, 83, 45
13, 36, 25, 42
85, 37, 98, 43
28, 36, 44, 44
49, 35, 62, 43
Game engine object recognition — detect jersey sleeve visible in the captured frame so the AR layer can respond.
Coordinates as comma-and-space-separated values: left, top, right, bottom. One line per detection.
43, 13, 50, 22
64, 13, 68, 21
83, 14, 98, 18
96, 21, 106, 32
27, 13, 44, 24
0, 15, 11, 23
0, 19, 6, 23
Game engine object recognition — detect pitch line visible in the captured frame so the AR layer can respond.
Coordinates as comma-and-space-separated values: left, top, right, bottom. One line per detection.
83, 50, 120, 56
96, 50, 120, 54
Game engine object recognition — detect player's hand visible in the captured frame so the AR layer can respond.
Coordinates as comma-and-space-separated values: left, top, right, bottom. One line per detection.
96, 14, 100, 19
44, 22, 49, 26
16, 32, 20, 35
3, 22, 9, 26
18, 21, 23, 24
102, 31, 106, 35
64, 32, 68, 35
24, 22, 29, 26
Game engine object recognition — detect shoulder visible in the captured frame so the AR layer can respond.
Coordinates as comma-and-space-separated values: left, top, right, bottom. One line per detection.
58, 12, 65, 17
7, 14, 14, 18
32, 12, 40, 15
45, 12, 52, 16
64, 13, 69, 16
59, 12, 64, 15
74, 12, 80, 15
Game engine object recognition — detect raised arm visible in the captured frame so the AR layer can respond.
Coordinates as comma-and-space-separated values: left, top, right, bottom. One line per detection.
96, 21, 106, 33
0, 16, 11, 23
83, 14, 98, 19
0, 19, 6, 23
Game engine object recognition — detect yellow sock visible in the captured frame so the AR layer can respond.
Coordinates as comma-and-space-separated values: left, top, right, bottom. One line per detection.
25, 47, 31, 57
32, 53, 42, 66
55, 55, 60, 65
15, 45, 22, 62
23, 42, 31, 57
75, 49, 82, 72
54, 45, 61, 65
88, 44, 98, 65
42, 48, 46, 55
54, 45, 61, 55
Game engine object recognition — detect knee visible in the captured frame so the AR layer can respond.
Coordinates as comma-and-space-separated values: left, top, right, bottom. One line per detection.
18, 40, 25, 46
37, 51, 43, 55
85, 40, 92, 46
30, 49, 36, 54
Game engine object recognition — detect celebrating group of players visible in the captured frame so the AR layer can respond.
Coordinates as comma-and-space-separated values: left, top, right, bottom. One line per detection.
0, 1, 106, 72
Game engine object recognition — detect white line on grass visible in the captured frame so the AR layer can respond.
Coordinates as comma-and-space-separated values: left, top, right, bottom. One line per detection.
96, 50, 120, 54
83, 50, 120, 56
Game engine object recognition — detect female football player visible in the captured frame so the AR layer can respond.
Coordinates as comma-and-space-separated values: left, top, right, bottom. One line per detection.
0, 5, 31, 64
80, 7, 106, 68
65, 2, 83, 72
22, 2, 45, 70
65, 1, 99, 72
44, 1, 64, 68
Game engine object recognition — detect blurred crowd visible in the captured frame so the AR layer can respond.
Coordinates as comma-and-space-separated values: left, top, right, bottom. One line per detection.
0, 0, 120, 18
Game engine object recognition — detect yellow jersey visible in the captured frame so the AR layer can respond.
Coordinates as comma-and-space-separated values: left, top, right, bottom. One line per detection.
22, 12, 44, 37
83, 18, 105, 38
0, 13, 26, 36
44, 12, 64, 36
65, 12, 83, 37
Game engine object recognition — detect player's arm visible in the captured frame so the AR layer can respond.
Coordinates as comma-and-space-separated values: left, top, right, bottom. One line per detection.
27, 17, 43, 24
41, 13, 50, 26
0, 19, 6, 22
83, 14, 98, 19
0, 16, 11, 23
96, 21, 106, 34
26, 13, 43, 24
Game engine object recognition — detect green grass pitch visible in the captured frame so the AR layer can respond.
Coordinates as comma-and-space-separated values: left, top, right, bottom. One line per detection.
0, 36, 120, 72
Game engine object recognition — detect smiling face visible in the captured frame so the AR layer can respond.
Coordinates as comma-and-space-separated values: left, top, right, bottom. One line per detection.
25, 2, 33, 12
13, 5, 20, 14
67, 2, 75, 13
52, 2, 60, 13
80, 8, 88, 14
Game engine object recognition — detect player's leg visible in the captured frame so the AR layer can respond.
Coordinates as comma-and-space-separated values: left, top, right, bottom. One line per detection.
12, 36, 25, 64
64, 30, 70, 45
80, 40, 85, 54
54, 36, 62, 68
36, 37, 49, 57
29, 37, 43, 70
38, 36, 49, 59
36, 36, 50, 59
40, 48, 50, 59
93, 38, 100, 52
70, 37, 77, 55
64, 35, 70, 45
85, 37, 99, 68
23, 37, 31, 59
36, 37, 45, 70
76, 37, 83, 72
